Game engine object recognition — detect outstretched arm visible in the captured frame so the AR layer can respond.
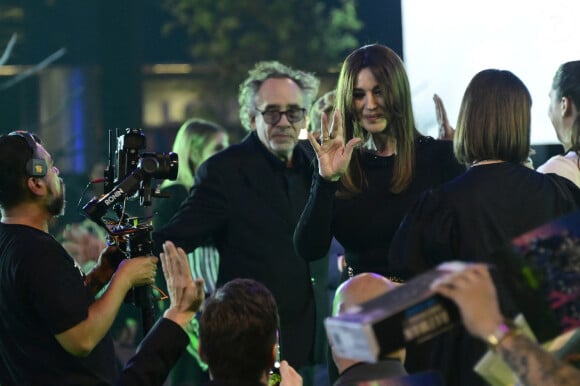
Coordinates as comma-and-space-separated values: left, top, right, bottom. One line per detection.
294, 110, 361, 261
56, 256, 158, 356
152, 160, 228, 255
432, 264, 580, 386
116, 241, 205, 386
433, 94, 454, 141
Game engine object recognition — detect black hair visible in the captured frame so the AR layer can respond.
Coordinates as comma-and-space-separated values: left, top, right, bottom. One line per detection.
199, 278, 279, 383
0, 134, 37, 209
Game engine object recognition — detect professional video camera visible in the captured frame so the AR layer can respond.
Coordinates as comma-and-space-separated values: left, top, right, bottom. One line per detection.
82, 128, 178, 333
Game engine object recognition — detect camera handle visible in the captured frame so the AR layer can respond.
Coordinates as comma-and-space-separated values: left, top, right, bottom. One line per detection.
126, 226, 156, 335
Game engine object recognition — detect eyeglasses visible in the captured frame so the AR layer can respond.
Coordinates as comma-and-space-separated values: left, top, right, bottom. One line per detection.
258, 108, 306, 125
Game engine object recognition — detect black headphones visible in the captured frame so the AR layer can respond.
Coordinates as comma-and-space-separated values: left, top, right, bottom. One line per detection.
8, 131, 48, 177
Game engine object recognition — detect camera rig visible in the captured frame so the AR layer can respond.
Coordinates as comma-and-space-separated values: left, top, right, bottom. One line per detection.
82, 128, 178, 333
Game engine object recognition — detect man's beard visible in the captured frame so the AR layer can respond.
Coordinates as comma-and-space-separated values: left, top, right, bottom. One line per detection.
47, 180, 65, 217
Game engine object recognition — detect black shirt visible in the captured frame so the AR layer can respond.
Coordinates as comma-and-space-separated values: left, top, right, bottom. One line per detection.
0, 223, 116, 385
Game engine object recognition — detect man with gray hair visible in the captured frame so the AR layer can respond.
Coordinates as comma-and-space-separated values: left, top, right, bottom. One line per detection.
153, 61, 328, 384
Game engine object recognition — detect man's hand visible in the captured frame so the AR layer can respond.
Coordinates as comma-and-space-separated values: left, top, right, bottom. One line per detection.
84, 244, 126, 295
160, 241, 205, 328
114, 256, 159, 288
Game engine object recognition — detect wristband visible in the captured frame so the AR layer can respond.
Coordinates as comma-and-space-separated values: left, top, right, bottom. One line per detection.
486, 319, 519, 351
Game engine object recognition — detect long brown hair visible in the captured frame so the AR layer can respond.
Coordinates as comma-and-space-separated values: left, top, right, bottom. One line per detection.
335, 44, 420, 195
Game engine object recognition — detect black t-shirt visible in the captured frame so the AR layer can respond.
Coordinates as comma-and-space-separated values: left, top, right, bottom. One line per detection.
0, 223, 117, 386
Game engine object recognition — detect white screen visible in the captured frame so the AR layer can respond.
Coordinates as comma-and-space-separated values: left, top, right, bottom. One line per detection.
402, 0, 580, 144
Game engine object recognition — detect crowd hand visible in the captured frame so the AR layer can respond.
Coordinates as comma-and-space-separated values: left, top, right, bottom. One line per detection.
62, 222, 107, 267
160, 241, 205, 328
279, 360, 302, 386
308, 109, 361, 182
434, 94, 455, 140
114, 256, 159, 288
430, 264, 503, 340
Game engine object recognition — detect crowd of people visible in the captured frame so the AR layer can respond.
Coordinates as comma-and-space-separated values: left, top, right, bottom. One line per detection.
1, 43, 579, 386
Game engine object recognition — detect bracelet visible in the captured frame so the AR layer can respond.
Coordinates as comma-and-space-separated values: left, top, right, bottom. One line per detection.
486, 319, 519, 352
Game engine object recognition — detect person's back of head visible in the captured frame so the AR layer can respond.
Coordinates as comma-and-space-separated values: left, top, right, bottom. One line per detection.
454, 69, 531, 165
238, 60, 320, 132
0, 133, 41, 210
331, 272, 404, 372
199, 278, 279, 384
552, 61, 580, 112
552, 61, 580, 153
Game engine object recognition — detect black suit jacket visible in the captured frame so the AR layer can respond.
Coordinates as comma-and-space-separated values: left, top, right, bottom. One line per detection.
153, 132, 328, 368
116, 318, 189, 386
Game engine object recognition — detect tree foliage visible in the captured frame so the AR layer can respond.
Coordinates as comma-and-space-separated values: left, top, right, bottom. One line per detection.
161, 0, 362, 85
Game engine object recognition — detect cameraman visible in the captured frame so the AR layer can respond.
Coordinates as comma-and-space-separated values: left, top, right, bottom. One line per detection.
0, 132, 159, 385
